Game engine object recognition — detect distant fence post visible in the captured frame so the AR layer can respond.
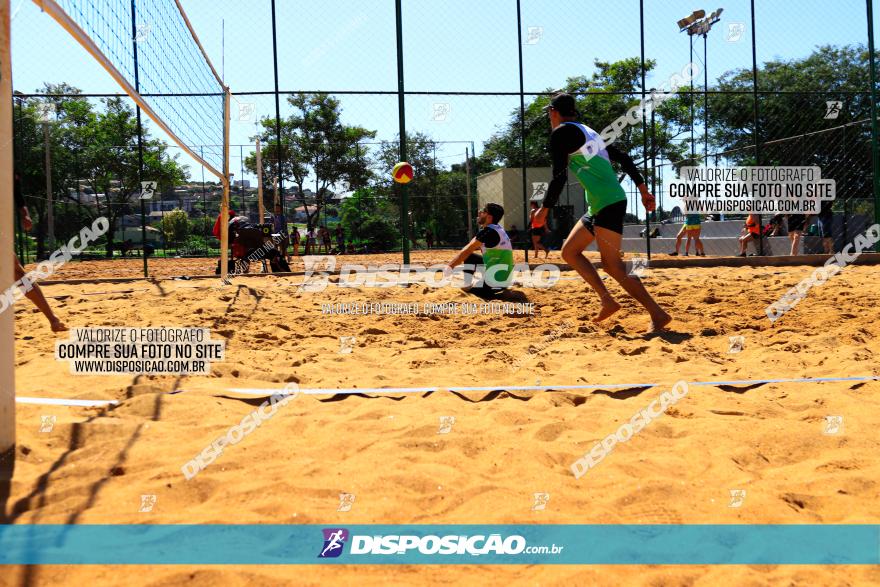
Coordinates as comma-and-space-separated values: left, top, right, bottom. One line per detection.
868, 0, 880, 249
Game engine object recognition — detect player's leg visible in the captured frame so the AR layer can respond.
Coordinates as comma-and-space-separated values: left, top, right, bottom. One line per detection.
671, 225, 685, 255
695, 228, 705, 255
13, 256, 66, 332
560, 220, 620, 322
593, 227, 671, 332
738, 233, 750, 256
790, 231, 800, 255
460, 252, 496, 298
685, 230, 693, 255
531, 231, 544, 256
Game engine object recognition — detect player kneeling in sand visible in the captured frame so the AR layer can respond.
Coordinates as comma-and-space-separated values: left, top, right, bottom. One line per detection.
444, 202, 514, 299
534, 93, 671, 332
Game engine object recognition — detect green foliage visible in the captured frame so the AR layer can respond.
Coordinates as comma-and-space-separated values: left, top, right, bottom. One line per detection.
181, 234, 209, 256
15, 83, 188, 258
340, 188, 394, 232
339, 187, 399, 250
482, 58, 690, 177
710, 44, 875, 202
357, 217, 399, 251
160, 208, 190, 247
189, 215, 212, 234
245, 93, 376, 227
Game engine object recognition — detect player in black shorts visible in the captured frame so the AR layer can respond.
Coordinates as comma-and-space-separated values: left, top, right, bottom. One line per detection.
533, 93, 671, 331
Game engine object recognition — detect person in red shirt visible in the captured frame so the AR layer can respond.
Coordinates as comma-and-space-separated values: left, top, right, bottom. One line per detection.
738, 214, 761, 257
528, 201, 549, 259
212, 209, 234, 239
213, 209, 247, 259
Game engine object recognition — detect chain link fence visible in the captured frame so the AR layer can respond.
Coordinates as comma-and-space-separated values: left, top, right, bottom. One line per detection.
11, 0, 879, 268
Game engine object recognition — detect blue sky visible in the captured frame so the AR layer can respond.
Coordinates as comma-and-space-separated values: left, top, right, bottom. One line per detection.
10, 0, 877, 217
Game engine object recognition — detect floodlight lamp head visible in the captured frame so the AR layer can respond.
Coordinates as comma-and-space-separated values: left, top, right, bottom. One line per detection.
677, 9, 706, 31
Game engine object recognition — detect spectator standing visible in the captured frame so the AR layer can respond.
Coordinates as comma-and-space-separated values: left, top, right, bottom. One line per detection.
507, 225, 520, 247
320, 226, 332, 253
787, 213, 807, 256
335, 225, 345, 253
817, 201, 834, 254
738, 214, 761, 257
528, 201, 549, 259
306, 226, 316, 255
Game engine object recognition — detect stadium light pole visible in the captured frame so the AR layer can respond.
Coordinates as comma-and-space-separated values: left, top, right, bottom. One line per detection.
270, 0, 284, 202
465, 147, 473, 239
700, 10, 723, 163
750, 0, 763, 254
650, 88, 658, 214
678, 10, 705, 164
640, 0, 651, 258
516, 0, 529, 262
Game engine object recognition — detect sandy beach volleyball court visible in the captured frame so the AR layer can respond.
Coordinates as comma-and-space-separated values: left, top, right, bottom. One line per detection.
3, 255, 879, 585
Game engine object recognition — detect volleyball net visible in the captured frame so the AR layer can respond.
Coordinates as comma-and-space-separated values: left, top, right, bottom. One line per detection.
30, 0, 232, 275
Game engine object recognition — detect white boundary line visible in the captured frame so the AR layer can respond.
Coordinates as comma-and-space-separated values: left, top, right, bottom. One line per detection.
230, 386, 440, 396
16, 397, 118, 407
16, 376, 879, 405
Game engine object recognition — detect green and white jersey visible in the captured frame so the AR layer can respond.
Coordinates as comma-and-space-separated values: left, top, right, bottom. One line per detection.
564, 122, 628, 215
480, 223, 514, 287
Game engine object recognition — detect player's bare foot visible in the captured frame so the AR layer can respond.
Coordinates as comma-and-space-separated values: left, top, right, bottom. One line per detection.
594, 298, 621, 323
50, 319, 68, 332
648, 311, 672, 332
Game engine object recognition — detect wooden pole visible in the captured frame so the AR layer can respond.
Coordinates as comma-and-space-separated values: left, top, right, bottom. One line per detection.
1, 0, 16, 455
220, 89, 230, 281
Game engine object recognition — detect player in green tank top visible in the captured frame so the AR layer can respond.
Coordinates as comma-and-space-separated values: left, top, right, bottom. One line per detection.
534, 93, 672, 332
445, 202, 514, 299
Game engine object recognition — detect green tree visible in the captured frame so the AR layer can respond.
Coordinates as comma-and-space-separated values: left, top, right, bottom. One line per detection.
245, 93, 376, 229
482, 58, 691, 212
160, 208, 190, 249
15, 83, 87, 258
374, 132, 443, 246
710, 44, 875, 206
16, 85, 188, 258
339, 187, 396, 241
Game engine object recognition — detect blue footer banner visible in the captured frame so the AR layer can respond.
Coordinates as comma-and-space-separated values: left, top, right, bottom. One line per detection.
0, 525, 878, 565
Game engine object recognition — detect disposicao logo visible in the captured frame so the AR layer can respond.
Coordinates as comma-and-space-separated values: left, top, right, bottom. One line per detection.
318, 528, 349, 558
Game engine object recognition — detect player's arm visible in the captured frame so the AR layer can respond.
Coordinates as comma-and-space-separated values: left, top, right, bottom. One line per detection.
607, 144, 655, 212
446, 228, 499, 270
535, 125, 581, 224
446, 237, 483, 269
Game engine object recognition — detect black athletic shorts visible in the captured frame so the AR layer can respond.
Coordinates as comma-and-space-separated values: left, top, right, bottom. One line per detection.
580, 200, 627, 235
787, 214, 806, 233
